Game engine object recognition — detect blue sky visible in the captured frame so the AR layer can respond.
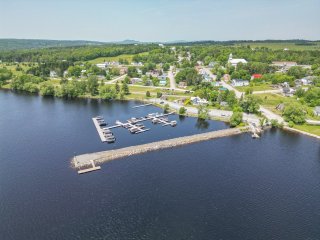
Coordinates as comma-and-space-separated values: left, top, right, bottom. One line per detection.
0, 0, 319, 41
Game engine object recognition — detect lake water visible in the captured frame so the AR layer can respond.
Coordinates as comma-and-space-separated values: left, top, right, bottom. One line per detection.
0, 90, 320, 240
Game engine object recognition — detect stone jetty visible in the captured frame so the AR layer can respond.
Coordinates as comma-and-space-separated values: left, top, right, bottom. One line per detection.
72, 127, 247, 169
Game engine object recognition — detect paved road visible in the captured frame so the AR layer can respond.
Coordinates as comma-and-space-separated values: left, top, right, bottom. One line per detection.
106, 74, 127, 84
168, 66, 177, 90
151, 98, 260, 125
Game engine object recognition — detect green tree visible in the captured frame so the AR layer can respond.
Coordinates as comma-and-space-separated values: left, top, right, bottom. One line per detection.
39, 82, 55, 96
179, 107, 187, 115
121, 81, 130, 95
163, 104, 170, 113
86, 75, 99, 96
156, 91, 162, 98
99, 85, 116, 100
283, 103, 306, 124
230, 112, 243, 127
241, 95, 262, 113
115, 81, 120, 93
198, 105, 209, 119
146, 91, 151, 97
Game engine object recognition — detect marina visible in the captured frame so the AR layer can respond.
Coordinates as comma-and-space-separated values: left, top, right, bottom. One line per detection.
92, 112, 177, 143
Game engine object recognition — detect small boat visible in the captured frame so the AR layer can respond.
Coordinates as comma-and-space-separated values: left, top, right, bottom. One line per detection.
106, 136, 116, 143
95, 116, 104, 120
170, 120, 177, 127
152, 118, 160, 124
129, 126, 139, 134
135, 123, 144, 127
98, 121, 107, 127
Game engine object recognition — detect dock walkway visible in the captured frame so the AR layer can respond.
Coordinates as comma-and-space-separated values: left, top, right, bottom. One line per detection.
72, 127, 247, 168
92, 118, 107, 142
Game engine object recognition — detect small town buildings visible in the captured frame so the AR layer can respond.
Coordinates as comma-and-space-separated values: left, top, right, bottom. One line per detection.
190, 97, 208, 106
228, 53, 247, 67
178, 81, 187, 88
299, 76, 314, 85
231, 79, 249, 87
272, 61, 297, 72
282, 87, 295, 96
314, 106, 320, 116
131, 62, 143, 67
251, 74, 263, 80
50, 70, 58, 78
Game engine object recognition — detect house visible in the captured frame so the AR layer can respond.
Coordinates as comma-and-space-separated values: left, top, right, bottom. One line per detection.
130, 78, 142, 84
222, 74, 231, 82
251, 74, 263, 80
137, 68, 142, 75
228, 53, 247, 67
190, 97, 208, 106
282, 87, 295, 96
178, 81, 187, 88
300, 76, 314, 85
272, 61, 297, 72
314, 106, 320, 116
231, 79, 249, 87
220, 101, 228, 107
96, 63, 107, 69
159, 80, 167, 86
119, 67, 128, 75
50, 70, 58, 78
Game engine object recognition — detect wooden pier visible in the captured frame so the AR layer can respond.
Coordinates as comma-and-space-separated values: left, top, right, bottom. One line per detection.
132, 103, 152, 108
77, 160, 101, 174
72, 127, 248, 169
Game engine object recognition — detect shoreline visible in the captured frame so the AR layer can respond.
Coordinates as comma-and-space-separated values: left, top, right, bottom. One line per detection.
1, 89, 319, 140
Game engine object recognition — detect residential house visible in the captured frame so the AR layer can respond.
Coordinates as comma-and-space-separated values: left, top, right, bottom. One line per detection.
190, 97, 208, 106
178, 81, 187, 88
231, 79, 249, 87
119, 67, 128, 75
314, 106, 320, 116
130, 78, 141, 84
159, 80, 167, 86
251, 74, 263, 80
50, 70, 58, 78
282, 87, 295, 96
96, 63, 107, 69
228, 53, 247, 68
276, 103, 285, 111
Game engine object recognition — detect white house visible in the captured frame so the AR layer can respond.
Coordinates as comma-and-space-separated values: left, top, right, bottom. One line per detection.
190, 97, 208, 106
50, 70, 58, 78
228, 54, 247, 67
314, 106, 320, 116
96, 63, 107, 69
231, 79, 249, 87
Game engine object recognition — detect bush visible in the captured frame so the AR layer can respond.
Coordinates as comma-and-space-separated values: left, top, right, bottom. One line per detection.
198, 105, 209, 119
146, 91, 151, 97
230, 112, 243, 127
288, 121, 294, 128
283, 103, 306, 124
164, 104, 170, 113
179, 107, 187, 115
156, 92, 162, 98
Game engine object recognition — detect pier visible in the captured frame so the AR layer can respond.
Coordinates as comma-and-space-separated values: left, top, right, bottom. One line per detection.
92, 117, 108, 142
72, 127, 248, 169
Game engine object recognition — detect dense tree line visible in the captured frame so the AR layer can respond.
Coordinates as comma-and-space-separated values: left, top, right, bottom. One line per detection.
0, 44, 159, 63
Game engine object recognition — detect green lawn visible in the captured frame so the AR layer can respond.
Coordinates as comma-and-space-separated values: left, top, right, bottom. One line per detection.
256, 93, 319, 119
236, 83, 274, 92
293, 124, 320, 136
87, 52, 148, 64
0, 62, 32, 77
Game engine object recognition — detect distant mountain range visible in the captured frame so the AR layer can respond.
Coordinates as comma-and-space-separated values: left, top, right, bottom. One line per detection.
0, 38, 319, 51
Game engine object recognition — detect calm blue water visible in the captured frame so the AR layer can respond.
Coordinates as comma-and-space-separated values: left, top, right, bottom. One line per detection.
0, 90, 320, 240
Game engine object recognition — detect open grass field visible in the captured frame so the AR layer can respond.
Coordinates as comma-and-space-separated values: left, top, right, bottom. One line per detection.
293, 124, 320, 136
87, 52, 149, 64
256, 93, 319, 119
0, 62, 32, 77
236, 42, 320, 51
235, 83, 274, 92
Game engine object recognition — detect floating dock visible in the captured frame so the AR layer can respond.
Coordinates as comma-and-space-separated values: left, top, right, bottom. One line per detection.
132, 103, 152, 108
72, 127, 248, 169
92, 117, 107, 142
